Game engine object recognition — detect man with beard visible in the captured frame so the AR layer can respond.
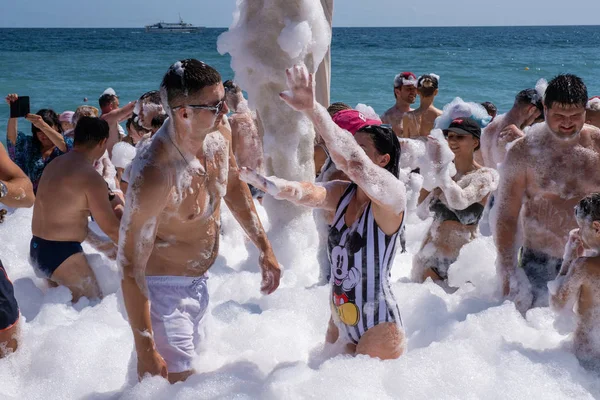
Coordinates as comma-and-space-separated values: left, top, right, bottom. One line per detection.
381, 72, 418, 137
495, 74, 600, 311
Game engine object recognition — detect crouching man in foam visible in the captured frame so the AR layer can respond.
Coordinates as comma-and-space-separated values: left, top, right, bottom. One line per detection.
241, 64, 407, 359
30, 117, 121, 301
119, 59, 281, 384
550, 194, 600, 369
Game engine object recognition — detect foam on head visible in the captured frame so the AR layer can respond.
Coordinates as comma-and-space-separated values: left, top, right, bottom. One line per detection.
435, 97, 491, 131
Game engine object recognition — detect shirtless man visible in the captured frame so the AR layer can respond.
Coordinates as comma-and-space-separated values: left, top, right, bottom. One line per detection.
381, 71, 418, 136
481, 88, 543, 169
30, 117, 121, 301
0, 142, 34, 357
402, 74, 442, 139
119, 59, 281, 384
495, 74, 600, 312
99, 89, 135, 156
586, 97, 600, 129
550, 193, 600, 369
223, 80, 264, 199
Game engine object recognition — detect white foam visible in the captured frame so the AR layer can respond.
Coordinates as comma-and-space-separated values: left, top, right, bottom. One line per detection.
435, 97, 491, 130
354, 103, 380, 121
3, 204, 600, 398
102, 88, 117, 96
111, 142, 137, 170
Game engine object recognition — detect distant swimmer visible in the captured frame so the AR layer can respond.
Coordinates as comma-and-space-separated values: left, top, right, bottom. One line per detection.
119, 59, 281, 383
381, 71, 418, 137
0, 142, 34, 357
223, 80, 264, 200
99, 88, 135, 156
481, 102, 498, 121
495, 74, 600, 312
550, 194, 600, 369
30, 117, 121, 301
586, 96, 600, 129
402, 74, 443, 139
412, 118, 498, 284
242, 64, 407, 360
481, 88, 544, 170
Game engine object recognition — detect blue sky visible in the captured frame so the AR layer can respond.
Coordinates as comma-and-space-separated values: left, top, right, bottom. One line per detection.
1, 0, 599, 28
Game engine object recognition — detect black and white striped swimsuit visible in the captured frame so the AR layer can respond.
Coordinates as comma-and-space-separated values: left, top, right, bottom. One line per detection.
328, 183, 404, 344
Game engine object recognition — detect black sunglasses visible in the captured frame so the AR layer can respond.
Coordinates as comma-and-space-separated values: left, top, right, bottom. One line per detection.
172, 100, 225, 114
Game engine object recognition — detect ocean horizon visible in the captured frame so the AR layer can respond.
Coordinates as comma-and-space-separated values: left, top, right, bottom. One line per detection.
1, 25, 599, 143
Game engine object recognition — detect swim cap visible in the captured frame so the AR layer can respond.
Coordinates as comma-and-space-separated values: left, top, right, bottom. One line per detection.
333, 109, 382, 135
59, 111, 74, 123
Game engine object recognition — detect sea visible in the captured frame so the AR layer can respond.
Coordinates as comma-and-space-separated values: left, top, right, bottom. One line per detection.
0, 26, 599, 144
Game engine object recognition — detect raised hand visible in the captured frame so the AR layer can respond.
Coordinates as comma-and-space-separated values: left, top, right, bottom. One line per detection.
25, 113, 48, 130
5, 94, 18, 105
499, 124, 524, 147
564, 228, 584, 260
259, 251, 281, 295
279, 64, 315, 112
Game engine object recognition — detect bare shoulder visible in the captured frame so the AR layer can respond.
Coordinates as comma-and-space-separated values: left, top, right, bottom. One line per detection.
583, 124, 600, 146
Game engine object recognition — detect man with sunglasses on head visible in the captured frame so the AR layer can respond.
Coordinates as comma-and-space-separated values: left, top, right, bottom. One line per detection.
381, 71, 418, 137
119, 59, 281, 384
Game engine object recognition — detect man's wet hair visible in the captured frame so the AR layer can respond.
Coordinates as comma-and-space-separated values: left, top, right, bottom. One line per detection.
74, 117, 109, 148
576, 193, 600, 222
544, 74, 588, 109
327, 102, 351, 118
417, 74, 439, 98
99, 94, 118, 109
223, 80, 241, 94
481, 102, 497, 117
515, 88, 543, 113
139, 90, 161, 104
161, 59, 222, 109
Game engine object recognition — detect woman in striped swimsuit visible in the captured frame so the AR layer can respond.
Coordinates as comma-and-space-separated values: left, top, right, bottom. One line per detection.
241, 65, 407, 359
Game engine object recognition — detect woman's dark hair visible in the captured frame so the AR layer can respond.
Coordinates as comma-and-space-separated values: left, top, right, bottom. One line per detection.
31, 109, 62, 151
356, 124, 401, 179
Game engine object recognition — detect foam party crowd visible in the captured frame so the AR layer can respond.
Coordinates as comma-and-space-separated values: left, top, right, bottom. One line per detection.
3, 1, 600, 399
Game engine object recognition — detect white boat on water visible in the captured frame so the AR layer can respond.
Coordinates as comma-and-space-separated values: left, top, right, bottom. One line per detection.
145, 15, 204, 33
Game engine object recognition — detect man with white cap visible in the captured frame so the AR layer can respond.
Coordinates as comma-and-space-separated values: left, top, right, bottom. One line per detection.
99, 88, 135, 156
381, 72, 418, 137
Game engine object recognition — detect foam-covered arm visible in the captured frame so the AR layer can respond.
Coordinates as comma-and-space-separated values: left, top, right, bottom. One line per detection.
494, 144, 527, 294
240, 167, 347, 211
280, 64, 405, 215
118, 163, 170, 355
438, 168, 499, 210
222, 130, 280, 295
306, 104, 406, 215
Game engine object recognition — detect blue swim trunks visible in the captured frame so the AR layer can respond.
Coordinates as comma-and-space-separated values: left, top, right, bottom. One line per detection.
30, 236, 83, 278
